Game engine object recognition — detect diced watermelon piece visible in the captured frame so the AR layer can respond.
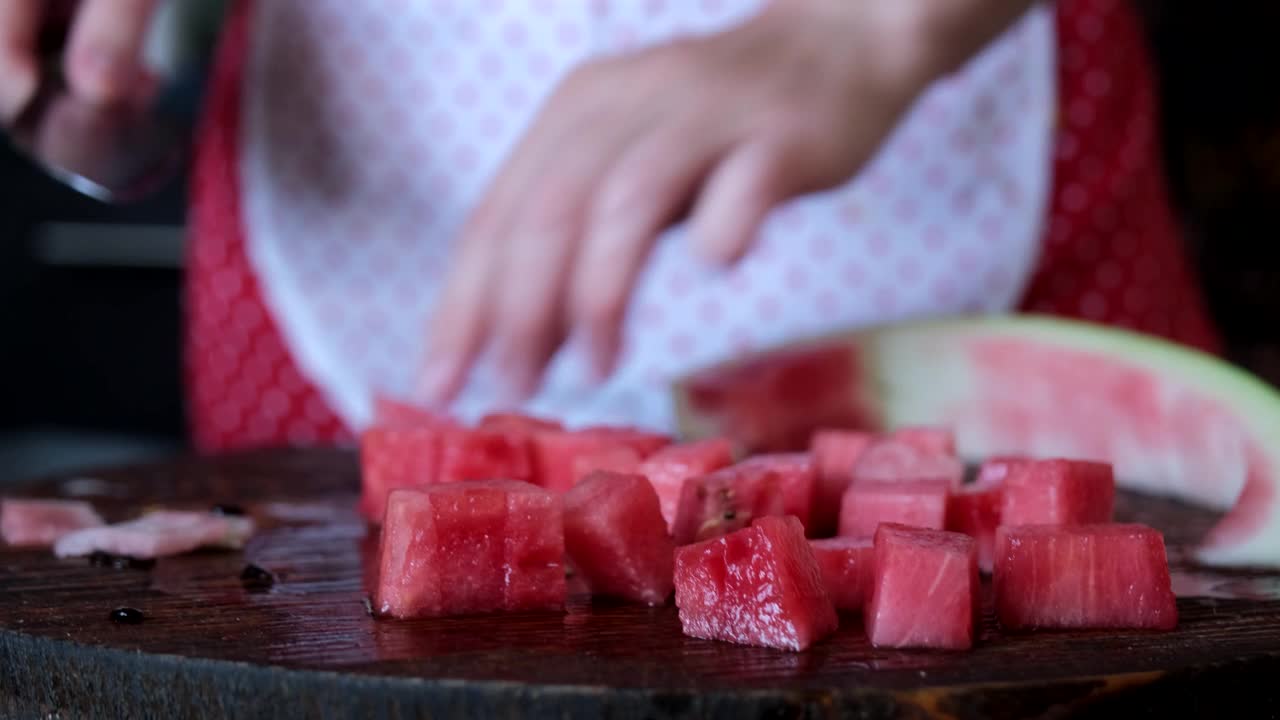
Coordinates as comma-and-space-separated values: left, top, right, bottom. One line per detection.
976, 456, 1031, 486
889, 427, 957, 455
852, 439, 964, 487
436, 428, 534, 485
809, 429, 874, 536
865, 523, 979, 650
994, 524, 1177, 631
571, 445, 642, 486
838, 479, 949, 538
1001, 459, 1115, 526
372, 394, 456, 429
374, 481, 565, 618
563, 471, 674, 605
734, 454, 817, 532
359, 427, 440, 523
809, 537, 874, 612
671, 464, 785, 545
1, 499, 105, 547
674, 516, 837, 651
946, 470, 1005, 573
478, 412, 564, 434
532, 428, 668, 493
638, 438, 736, 530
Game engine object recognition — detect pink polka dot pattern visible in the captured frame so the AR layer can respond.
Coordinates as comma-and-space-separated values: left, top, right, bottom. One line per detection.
1017, 0, 1220, 353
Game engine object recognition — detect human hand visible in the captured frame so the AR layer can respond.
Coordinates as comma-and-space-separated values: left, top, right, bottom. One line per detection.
421, 0, 1035, 405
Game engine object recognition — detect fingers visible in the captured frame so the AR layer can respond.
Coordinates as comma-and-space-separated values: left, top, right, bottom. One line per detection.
65, 0, 157, 104
0, 0, 42, 122
688, 138, 802, 266
572, 123, 727, 378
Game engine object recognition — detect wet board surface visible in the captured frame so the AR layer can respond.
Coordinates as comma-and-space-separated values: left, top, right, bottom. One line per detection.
1, 449, 1279, 719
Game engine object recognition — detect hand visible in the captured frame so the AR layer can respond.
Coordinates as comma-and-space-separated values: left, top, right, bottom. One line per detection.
0, 0, 159, 123
420, 0, 1035, 406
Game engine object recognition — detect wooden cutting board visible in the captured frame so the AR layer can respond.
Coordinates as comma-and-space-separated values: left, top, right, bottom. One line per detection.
1, 449, 1278, 719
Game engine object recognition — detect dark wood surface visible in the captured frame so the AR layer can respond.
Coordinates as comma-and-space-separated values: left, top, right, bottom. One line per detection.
2, 450, 1279, 719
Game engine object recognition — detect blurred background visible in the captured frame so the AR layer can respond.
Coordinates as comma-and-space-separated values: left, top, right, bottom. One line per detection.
0, 3, 1276, 483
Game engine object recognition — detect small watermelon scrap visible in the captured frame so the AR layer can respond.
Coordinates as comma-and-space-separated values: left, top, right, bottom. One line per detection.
733, 454, 818, 532
809, 429, 874, 536
838, 479, 950, 538
852, 439, 964, 488
671, 464, 785, 545
374, 481, 565, 618
674, 516, 837, 651
994, 523, 1177, 631
1001, 459, 1115, 527
1, 499, 105, 547
639, 438, 736, 530
809, 537, 874, 612
563, 471, 675, 606
865, 523, 980, 650
945, 467, 1006, 573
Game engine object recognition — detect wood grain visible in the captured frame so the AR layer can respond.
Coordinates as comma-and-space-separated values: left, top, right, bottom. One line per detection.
1, 449, 1278, 719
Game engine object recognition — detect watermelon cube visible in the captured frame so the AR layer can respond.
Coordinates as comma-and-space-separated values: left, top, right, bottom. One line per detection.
478, 412, 564, 434
889, 426, 956, 455
671, 464, 786, 545
674, 516, 837, 651
734, 454, 817, 532
1001, 459, 1115, 527
571, 445, 642, 484
436, 428, 534, 485
946, 470, 1005, 573
976, 456, 1031, 486
374, 481, 565, 618
359, 427, 440, 523
532, 428, 668, 493
638, 438, 735, 529
809, 429, 874, 536
372, 395, 455, 429
838, 479, 950, 538
865, 523, 980, 650
852, 439, 964, 487
808, 537, 874, 612
563, 471, 675, 605
994, 524, 1177, 630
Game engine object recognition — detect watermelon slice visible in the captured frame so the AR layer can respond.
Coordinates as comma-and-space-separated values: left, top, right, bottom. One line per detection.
1001, 459, 1115, 527
865, 523, 980, 650
562, 471, 675, 605
673, 516, 837, 651
674, 315, 1280, 568
838, 479, 950, 538
671, 464, 785, 545
852, 439, 964, 487
374, 481, 565, 618
733, 454, 817, 531
809, 537, 874, 612
809, 429, 873, 536
994, 523, 1177, 631
945, 469, 1004, 573
638, 438, 736, 529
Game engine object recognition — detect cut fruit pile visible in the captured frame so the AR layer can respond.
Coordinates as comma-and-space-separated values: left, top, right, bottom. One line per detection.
361, 405, 1179, 652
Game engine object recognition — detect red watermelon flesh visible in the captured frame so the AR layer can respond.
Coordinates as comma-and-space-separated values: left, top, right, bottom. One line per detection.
994, 523, 1177, 630
838, 479, 950, 538
638, 438, 736, 529
674, 516, 837, 651
977, 456, 1032, 486
853, 440, 964, 488
946, 471, 1004, 573
734, 454, 817, 532
575, 426, 673, 457
563, 471, 674, 605
372, 394, 456, 429
436, 428, 534, 485
890, 427, 957, 455
671, 464, 786, 545
809, 429, 874, 536
478, 412, 564, 434
809, 537, 874, 612
571, 445, 642, 486
1001, 459, 1115, 527
374, 481, 564, 618
866, 523, 979, 650
533, 428, 667, 493
359, 427, 440, 523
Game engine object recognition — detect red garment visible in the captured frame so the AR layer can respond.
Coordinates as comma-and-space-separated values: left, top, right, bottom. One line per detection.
186, 0, 1219, 452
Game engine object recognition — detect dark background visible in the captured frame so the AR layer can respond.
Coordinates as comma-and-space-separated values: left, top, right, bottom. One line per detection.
0, 3, 1277, 481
